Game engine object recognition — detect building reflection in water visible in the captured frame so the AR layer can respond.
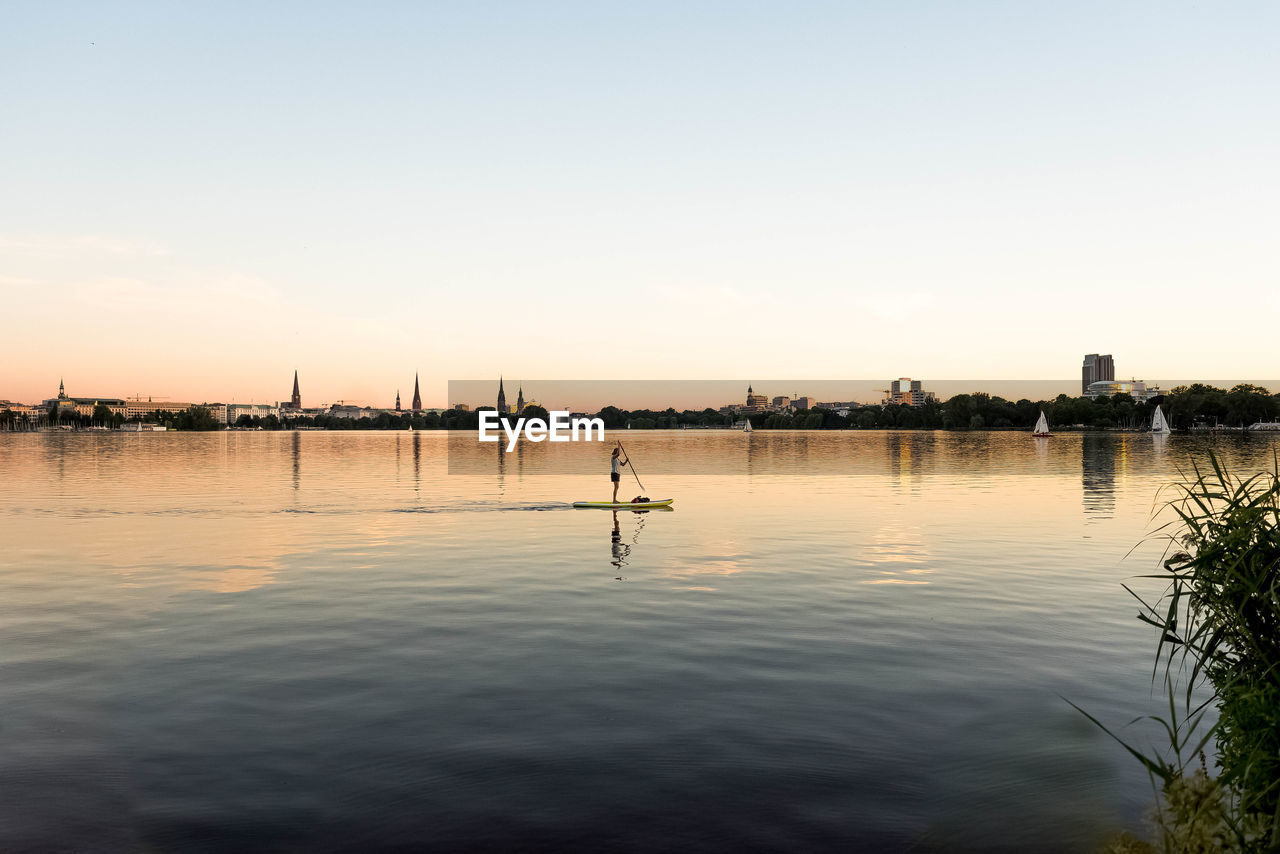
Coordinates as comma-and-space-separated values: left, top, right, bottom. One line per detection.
291, 430, 301, 491
492, 430, 506, 496
1081, 434, 1116, 519
886, 431, 930, 490
412, 431, 421, 492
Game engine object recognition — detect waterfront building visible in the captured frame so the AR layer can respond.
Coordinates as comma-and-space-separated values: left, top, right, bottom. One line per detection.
0, 401, 44, 425
1085, 379, 1164, 401
328, 404, 372, 420
203, 403, 228, 424
40, 380, 210, 420
1081, 354, 1115, 395
772, 396, 791, 409
228, 403, 279, 423
454, 403, 470, 412
792, 396, 816, 410
41, 379, 128, 417
51, 397, 129, 417
120, 398, 196, 419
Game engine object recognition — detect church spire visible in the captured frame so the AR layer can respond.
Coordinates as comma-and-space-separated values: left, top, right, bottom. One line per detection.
290, 370, 301, 409
497, 376, 507, 413
395, 390, 401, 412
411, 373, 422, 412
58, 377, 66, 400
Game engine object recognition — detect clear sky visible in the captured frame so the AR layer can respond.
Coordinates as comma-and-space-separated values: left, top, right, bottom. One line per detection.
3, 1, 1277, 407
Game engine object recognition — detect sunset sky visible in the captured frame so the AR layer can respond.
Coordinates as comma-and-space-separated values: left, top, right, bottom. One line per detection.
3, 2, 1278, 407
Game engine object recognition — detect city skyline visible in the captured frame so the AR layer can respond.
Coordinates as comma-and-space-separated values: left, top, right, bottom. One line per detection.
10, 370, 1280, 415
4, 3, 1280, 404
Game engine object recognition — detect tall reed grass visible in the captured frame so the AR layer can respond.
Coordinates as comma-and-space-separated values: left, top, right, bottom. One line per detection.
1082, 454, 1280, 852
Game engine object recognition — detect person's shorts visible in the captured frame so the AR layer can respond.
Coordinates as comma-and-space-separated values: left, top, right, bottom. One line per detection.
611, 472, 620, 483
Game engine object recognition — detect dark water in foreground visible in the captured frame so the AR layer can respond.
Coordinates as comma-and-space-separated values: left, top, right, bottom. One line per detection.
2, 430, 1277, 852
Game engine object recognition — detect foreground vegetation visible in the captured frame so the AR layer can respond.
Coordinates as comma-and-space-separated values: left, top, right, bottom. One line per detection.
1088, 455, 1280, 852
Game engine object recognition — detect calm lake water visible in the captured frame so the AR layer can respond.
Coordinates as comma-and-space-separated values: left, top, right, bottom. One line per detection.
3, 430, 1277, 852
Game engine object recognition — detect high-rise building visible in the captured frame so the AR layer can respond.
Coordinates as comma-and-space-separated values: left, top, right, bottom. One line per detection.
497, 377, 507, 413
411, 374, 422, 412
884, 378, 935, 406
1081, 354, 1115, 395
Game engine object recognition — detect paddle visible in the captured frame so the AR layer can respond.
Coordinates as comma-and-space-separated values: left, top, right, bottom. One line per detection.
617, 440, 647, 493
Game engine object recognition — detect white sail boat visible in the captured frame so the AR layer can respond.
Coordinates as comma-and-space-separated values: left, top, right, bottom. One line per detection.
743, 419, 753, 433
1151, 405, 1171, 435
1032, 410, 1050, 437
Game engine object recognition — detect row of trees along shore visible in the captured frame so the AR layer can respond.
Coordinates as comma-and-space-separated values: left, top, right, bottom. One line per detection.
3, 384, 1276, 432
237, 384, 1275, 431
0, 404, 226, 431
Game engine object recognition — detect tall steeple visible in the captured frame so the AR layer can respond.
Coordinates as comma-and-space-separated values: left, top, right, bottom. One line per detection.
58, 377, 67, 400
411, 373, 422, 412
290, 370, 301, 409
395, 390, 401, 412
516, 385, 524, 413
497, 376, 507, 413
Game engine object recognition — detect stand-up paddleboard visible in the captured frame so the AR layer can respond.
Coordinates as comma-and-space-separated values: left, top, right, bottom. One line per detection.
572, 499, 674, 510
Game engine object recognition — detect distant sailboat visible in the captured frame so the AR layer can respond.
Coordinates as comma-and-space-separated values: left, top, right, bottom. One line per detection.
743, 419, 753, 433
1151, 405, 1171, 435
1032, 410, 1050, 437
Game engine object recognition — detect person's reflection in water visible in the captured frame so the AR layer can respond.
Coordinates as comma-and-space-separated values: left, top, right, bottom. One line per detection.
614, 507, 661, 575
611, 512, 631, 577
609, 509, 651, 578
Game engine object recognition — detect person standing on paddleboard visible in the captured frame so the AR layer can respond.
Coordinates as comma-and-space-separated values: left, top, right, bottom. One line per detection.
610, 446, 629, 503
